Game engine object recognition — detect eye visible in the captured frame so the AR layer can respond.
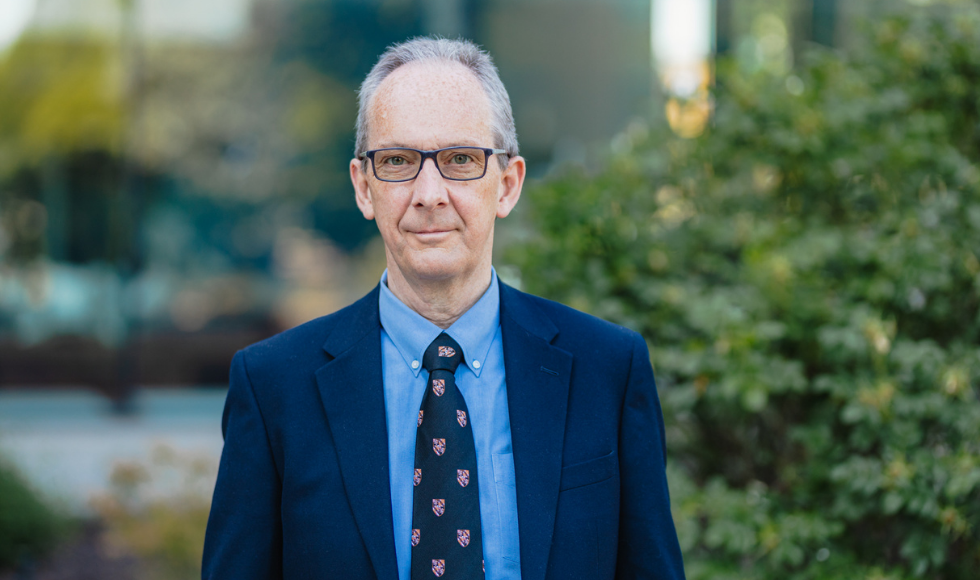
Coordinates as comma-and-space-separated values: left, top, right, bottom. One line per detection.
451, 154, 472, 165
383, 155, 407, 166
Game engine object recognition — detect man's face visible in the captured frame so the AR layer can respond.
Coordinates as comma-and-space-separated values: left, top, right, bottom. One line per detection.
350, 60, 524, 287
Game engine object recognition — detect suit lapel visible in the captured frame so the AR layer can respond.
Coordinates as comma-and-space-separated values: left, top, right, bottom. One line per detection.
500, 284, 573, 580
312, 283, 572, 580
315, 287, 398, 580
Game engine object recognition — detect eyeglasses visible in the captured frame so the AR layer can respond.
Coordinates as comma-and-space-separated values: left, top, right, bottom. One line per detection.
358, 146, 508, 182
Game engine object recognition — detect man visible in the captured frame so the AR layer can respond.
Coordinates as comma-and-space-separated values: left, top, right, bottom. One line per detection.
203, 37, 685, 580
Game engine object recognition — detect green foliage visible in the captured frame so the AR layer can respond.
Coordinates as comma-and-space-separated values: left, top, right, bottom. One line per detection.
0, 459, 68, 570
0, 37, 124, 172
508, 3, 980, 578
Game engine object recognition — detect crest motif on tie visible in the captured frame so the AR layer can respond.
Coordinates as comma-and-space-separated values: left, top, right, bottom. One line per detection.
457, 469, 469, 487
433, 438, 446, 456
432, 559, 446, 577
438, 346, 455, 357
432, 379, 445, 396
414, 468, 421, 486
432, 499, 445, 517
411, 528, 420, 547
456, 410, 467, 427
418, 410, 424, 426
457, 529, 470, 547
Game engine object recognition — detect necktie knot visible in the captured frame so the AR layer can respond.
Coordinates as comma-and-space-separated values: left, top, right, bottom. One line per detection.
423, 333, 463, 373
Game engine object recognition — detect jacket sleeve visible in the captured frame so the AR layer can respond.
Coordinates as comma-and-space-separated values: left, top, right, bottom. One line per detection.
202, 350, 284, 580
616, 332, 686, 580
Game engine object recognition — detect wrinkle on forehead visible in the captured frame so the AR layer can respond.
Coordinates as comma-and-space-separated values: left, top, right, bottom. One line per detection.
367, 60, 494, 149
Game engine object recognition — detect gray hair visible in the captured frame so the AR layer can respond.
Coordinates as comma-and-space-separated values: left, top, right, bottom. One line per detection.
354, 37, 519, 160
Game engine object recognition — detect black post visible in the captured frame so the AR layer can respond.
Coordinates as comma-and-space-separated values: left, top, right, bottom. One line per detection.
811, 0, 837, 47
715, 0, 733, 55
114, 0, 143, 411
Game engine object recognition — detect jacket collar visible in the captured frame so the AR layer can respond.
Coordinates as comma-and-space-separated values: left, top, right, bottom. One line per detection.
499, 282, 558, 343
321, 285, 381, 358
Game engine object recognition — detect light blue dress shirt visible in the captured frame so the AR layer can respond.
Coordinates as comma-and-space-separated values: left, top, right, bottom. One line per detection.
379, 268, 521, 580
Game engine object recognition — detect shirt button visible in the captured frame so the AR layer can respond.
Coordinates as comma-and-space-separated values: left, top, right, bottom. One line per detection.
472, 360, 481, 369
411, 360, 419, 369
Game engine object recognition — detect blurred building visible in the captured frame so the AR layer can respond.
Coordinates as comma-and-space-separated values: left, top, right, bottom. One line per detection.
0, 0, 895, 396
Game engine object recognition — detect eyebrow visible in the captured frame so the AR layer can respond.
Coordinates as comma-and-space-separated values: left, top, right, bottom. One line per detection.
370, 142, 486, 150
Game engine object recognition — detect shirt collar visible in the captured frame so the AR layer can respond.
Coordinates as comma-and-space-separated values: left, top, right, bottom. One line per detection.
379, 268, 499, 378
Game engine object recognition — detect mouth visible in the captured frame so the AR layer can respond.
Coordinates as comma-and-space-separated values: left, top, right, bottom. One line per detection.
411, 228, 454, 238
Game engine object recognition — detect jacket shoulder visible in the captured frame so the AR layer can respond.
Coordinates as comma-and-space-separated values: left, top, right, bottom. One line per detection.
501, 283, 642, 349
238, 286, 379, 367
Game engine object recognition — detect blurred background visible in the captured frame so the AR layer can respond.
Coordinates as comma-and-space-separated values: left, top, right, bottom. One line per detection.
1, 0, 978, 578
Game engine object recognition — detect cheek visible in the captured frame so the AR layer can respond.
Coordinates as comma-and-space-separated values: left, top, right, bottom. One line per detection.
460, 198, 498, 239
373, 195, 408, 230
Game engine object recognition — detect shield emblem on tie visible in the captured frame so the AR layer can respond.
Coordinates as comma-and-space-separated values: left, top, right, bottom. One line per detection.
432, 379, 445, 396
432, 559, 446, 577
432, 499, 445, 517
418, 410, 424, 427
411, 528, 420, 547
433, 438, 446, 456
414, 468, 421, 486
438, 346, 455, 357
457, 410, 467, 427
457, 469, 469, 487
457, 529, 470, 547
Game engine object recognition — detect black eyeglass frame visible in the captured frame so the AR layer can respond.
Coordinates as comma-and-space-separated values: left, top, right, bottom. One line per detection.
358, 146, 509, 182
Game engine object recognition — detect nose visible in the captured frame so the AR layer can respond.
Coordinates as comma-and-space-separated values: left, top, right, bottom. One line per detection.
411, 156, 449, 207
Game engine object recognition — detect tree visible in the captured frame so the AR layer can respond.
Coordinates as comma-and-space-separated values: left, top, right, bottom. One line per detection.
508, 3, 980, 578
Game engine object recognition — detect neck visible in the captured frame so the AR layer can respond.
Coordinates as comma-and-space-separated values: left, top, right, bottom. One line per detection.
385, 264, 492, 329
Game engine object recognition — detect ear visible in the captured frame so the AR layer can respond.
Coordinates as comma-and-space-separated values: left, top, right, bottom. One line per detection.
351, 157, 375, 220
495, 155, 526, 219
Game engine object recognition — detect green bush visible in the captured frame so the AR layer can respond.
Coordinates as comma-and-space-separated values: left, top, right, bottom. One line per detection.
508, 3, 980, 579
0, 459, 67, 570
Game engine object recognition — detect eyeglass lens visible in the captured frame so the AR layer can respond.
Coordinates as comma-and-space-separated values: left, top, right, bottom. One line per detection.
373, 148, 488, 181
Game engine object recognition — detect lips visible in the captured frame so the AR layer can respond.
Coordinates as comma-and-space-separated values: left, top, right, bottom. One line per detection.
411, 228, 454, 236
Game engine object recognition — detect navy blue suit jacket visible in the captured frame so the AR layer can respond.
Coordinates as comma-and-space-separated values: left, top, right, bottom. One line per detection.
203, 282, 685, 580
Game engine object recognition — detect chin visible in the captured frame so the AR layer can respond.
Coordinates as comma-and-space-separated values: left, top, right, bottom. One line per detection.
404, 252, 468, 282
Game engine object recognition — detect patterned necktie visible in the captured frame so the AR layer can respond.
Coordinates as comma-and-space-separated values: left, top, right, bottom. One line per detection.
411, 333, 484, 579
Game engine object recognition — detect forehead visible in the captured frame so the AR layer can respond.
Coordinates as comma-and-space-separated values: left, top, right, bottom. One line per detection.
367, 60, 493, 149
